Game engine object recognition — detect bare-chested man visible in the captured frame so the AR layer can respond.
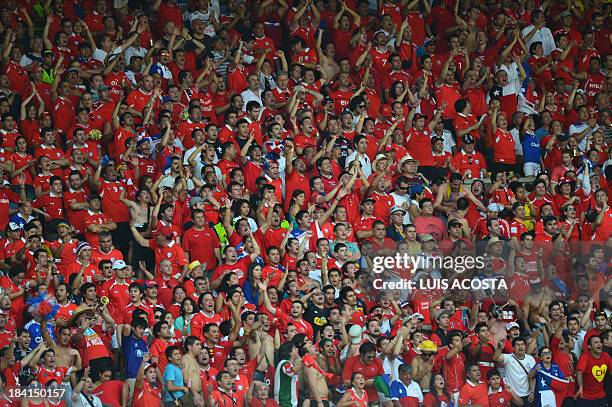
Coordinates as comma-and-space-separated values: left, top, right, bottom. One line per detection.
42, 318, 81, 388
247, 317, 273, 376
120, 188, 153, 235
411, 340, 437, 391
182, 336, 205, 406
301, 342, 330, 407
522, 277, 555, 326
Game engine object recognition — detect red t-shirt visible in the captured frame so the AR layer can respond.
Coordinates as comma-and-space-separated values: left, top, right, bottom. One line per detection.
182, 226, 221, 270
575, 351, 611, 400
342, 356, 385, 401
405, 128, 435, 166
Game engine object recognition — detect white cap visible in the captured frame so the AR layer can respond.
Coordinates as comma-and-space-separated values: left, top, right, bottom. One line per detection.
190, 12, 207, 23
506, 322, 520, 331
112, 259, 127, 270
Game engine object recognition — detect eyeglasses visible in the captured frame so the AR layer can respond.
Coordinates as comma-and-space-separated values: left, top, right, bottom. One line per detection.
422, 352, 435, 357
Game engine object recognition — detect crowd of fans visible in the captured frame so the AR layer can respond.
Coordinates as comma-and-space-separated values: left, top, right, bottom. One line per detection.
0, 0, 609, 406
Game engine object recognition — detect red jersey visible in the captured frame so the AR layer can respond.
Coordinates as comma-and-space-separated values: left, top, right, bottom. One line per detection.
493, 129, 516, 164
405, 128, 435, 166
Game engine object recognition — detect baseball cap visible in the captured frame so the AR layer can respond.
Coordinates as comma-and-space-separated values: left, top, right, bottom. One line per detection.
423, 38, 436, 47
448, 219, 462, 228
190, 12, 207, 23
7, 222, 20, 232
399, 300, 411, 309
162, 96, 173, 103
420, 233, 435, 242
112, 260, 127, 270
189, 196, 205, 207
487, 203, 504, 212
188, 260, 202, 271
413, 113, 427, 121
506, 322, 520, 331
463, 134, 475, 144
362, 197, 375, 204
146, 280, 159, 288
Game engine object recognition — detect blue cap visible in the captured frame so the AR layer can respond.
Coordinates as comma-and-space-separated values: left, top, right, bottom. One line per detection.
162, 96, 173, 103
149, 64, 163, 76
410, 184, 424, 195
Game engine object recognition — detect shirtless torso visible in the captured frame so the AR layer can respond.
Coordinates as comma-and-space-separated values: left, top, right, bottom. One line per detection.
411, 354, 434, 391
182, 352, 203, 404
523, 287, 554, 325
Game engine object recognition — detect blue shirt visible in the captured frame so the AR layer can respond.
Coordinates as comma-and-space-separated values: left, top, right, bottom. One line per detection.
389, 379, 423, 402
24, 320, 56, 349
163, 363, 186, 402
533, 362, 565, 392
122, 334, 148, 379
521, 133, 541, 164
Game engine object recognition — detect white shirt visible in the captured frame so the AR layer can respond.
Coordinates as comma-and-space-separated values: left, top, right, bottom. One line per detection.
502, 353, 536, 397
345, 152, 372, 178
93, 46, 123, 63
391, 192, 411, 225
72, 393, 104, 407
124, 46, 147, 64
521, 25, 556, 56
510, 128, 523, 156
432, 128, 456, 153
498, 62, 523, 95
568, 123, 595, 152
240, 88, 262, 111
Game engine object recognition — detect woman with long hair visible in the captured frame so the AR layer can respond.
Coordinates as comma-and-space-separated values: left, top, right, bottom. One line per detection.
232, 198, 258, 232
20, 88, 45, 147
337, 372, 368, 407
287, 189, 306, 225
174, 297, 198, 336
242, 262, 263, 306
423, 374, 452, 407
